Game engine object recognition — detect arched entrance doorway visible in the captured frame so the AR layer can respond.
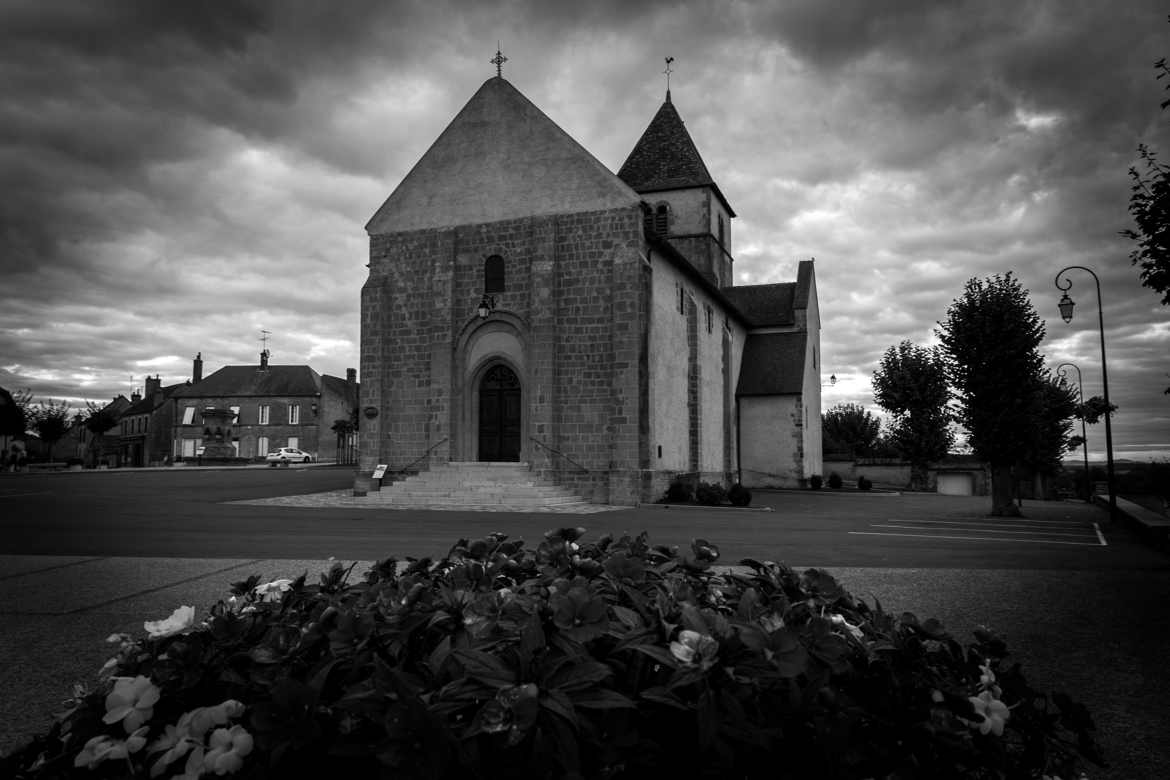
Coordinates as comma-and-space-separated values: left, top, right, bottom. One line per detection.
478, 364, 521, 461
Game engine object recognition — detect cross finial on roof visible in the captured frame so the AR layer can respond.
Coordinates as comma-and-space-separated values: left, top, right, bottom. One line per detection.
491, 44, 507, 78
663, 56, 674, 101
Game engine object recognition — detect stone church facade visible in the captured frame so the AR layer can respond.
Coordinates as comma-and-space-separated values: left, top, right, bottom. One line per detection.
358, 76, 822, 504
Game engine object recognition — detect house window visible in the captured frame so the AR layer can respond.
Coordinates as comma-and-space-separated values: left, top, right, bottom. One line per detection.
230, 406, 240, 423
288, 404, 300, 425
258, 405, 270, 425
257, 436, 269, 456
287, 436, 299, 450
484, 254, 505, 294
653, 204, 669, 235
181, 407, 195, 425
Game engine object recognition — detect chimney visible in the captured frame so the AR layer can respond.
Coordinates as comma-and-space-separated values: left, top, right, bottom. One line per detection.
259, 349, 270, 370
145, 375, 161, 400
131, 390, 141, 403
346, 367, 356, 384
193, 352, 203, 384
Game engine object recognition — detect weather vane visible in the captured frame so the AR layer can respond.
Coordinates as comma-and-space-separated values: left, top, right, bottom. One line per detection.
664, 56, 674, 93
491, 44, 507, 78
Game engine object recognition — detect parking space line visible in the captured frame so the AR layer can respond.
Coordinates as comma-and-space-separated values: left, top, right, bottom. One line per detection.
1094, 522, 1108, 546
888, 517, 1092, 528
848, 531, 1104, 546
872, 523, 1099, 538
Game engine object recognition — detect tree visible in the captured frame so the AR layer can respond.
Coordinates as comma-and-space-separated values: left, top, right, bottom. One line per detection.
29, 399, 71, 461
1121, 54, 1170, 306
1076, 395, 1118, 424
871, 341, 953, 490
936, 273, 1046, 516
822, 403, 882, 458
83, 400, 120, 467
1025, 376, 1081, 479
0, 386, 30, 440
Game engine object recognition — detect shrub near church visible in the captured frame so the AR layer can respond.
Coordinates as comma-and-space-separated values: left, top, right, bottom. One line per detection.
4, 529, 1102, 779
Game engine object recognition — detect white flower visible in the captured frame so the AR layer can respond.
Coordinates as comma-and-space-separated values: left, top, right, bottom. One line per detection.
253, 578, 293, 602
144, 605, 197, 638
967, 690, 1010, 736
829, 613, 865, 640
103, 675, 161, 733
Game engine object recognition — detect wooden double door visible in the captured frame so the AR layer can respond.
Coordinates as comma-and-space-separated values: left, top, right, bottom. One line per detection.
478, 364, 521, 461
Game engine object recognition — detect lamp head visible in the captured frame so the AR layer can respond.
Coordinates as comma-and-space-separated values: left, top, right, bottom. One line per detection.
477, 295, 495, 319
1058, 292, 1075, 323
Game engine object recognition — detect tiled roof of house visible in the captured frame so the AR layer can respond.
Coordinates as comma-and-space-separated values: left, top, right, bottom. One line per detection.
617, 95, 735, 217
321, 374, 358, 403
736, 332, 807, 396
172, 365, 322, 398
721, 283, 797, 327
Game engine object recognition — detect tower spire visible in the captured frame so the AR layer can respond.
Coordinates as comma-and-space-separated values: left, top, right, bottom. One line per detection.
663, 56, 674, 102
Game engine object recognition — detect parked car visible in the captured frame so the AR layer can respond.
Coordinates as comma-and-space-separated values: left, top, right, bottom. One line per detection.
265, 447, 314, 464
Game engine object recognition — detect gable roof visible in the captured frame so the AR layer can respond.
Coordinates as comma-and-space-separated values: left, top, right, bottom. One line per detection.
617, 94, 735, 217
721, 283, 796, 327
172, 365, 321, 399
367, 77, 640, 234
321, 374, 358, 404
736, 332, 808, 396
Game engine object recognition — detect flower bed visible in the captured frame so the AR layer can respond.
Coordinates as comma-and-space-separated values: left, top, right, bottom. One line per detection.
2, 529, 1103, 778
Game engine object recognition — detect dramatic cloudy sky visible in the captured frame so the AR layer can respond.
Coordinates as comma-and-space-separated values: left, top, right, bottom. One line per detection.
2, 1, 1168, 461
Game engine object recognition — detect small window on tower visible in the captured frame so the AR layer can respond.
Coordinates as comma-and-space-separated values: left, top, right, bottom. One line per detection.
654, 204, 669, 236
484, 255, 505, 294
717, 215, 725, 246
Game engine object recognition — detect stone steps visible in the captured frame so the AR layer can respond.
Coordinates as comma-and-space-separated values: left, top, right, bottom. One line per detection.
367, 461, 591, 511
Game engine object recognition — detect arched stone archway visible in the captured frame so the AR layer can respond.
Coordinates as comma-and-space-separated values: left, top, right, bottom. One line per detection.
454, 315, 528, 461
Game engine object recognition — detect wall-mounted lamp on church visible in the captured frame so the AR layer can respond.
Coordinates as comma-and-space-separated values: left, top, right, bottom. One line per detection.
310, 402, 318, 416
477, 295, 496, 319
822, 374, 837, 387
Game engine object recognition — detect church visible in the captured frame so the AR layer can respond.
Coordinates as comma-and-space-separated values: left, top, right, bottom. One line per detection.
357, 67, 822, 505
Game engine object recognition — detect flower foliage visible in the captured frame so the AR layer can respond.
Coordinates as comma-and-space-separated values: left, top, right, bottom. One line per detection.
3, 529, 1104, 779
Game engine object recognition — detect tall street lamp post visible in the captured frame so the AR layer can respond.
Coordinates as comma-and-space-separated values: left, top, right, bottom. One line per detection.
1055, 362, 1090, 503
1054, 266, 1117, 521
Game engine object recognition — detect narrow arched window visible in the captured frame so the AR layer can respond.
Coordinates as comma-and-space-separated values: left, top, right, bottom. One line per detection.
717, 214, 725, 246
653, 204, 669, 235
484, 254, 505, 293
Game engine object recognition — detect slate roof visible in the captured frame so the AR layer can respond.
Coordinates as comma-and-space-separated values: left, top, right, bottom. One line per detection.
617, 94, 735, 217
171, 365, 322, 398
123, 384, 185, 416
721, 283, 797, 327
736, 332, 807, 396
366, 77, 640, 234
321, 374, 358, 404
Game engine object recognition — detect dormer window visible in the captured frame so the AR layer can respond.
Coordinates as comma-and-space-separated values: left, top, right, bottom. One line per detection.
484, 254, 505, 294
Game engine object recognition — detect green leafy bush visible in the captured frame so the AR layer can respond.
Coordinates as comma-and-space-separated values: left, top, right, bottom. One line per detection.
858, 475, 873, 491
664, 478, 694, 503
2, 529, 1103, 779
828, 472, 843, 489
809, 474, 823, 490
695, 482, 727, 506
727, 483, 752, 507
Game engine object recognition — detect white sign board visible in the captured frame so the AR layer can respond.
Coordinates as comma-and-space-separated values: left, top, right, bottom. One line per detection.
371, 464, 389, 480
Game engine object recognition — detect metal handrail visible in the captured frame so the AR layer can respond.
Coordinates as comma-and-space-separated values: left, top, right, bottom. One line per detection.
396, 438, 449, 474
528, 437, 590, 473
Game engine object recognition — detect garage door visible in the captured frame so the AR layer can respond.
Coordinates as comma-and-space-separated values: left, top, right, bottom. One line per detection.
937, 473, 974, 496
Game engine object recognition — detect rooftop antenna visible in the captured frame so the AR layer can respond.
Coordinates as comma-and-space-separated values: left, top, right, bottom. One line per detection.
663, 56, 674, 100
260, 329, 271, 357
